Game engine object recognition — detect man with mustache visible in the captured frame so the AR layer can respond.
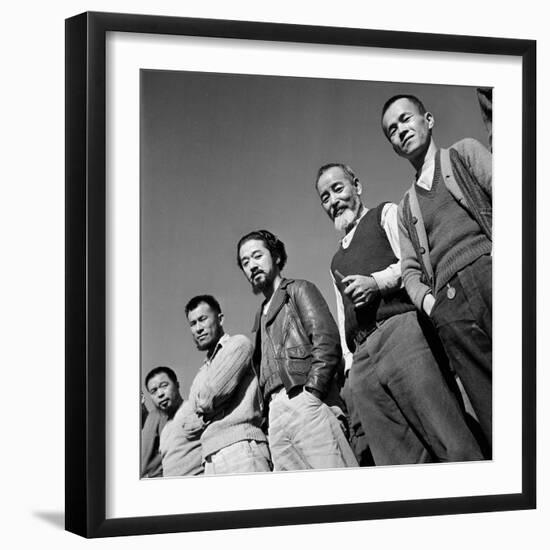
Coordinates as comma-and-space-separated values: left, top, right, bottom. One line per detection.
381, 94, 492, 451
144, 366, 204, 477
315, 163, 484, 465
237, 229, 357, 470
185, 294, 271, 474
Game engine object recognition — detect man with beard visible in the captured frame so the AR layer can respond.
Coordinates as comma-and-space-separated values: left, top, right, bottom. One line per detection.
185, 295, 271, 474
315, 163, 485, 465
381, 94, 492, 450
144, 366, 204, 477
237, 230, 358, 471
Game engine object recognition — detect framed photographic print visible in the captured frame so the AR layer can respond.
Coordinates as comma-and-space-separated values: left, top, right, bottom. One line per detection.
65, 11, 536, 538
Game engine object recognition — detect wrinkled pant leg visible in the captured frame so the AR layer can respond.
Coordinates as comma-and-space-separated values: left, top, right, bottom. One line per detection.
349, 331, 430, 465
432, 255, 492, 451
268, 390, 358, 471
350, 311, 484, 464
268, 395, 310, 471
341, 373, 374, 466
204, 440, 272, 475
380, 312, 485, 462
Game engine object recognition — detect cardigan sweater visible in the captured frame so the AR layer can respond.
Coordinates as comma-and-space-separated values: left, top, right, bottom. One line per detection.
416, 163, 491, 293
397, 138, 492, 310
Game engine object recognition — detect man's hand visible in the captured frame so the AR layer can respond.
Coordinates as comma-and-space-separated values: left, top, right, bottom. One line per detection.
341, 274, 380, 308
182, 413, 207, 439
422, 293, 435, 316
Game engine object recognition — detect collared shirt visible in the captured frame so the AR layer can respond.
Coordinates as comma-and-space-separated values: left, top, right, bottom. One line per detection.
415, 148, 437, 190
204, 333, 230, 367
331, 203, 402, 373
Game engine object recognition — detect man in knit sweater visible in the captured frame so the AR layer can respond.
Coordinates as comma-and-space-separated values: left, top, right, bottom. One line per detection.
145, 366, 204, 477
185, 295, 272, 475
381, 94, 492, 451
315, 163, 484, 465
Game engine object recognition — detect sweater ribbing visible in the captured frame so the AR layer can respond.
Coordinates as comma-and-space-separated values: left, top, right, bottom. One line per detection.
416, 161, 492, 292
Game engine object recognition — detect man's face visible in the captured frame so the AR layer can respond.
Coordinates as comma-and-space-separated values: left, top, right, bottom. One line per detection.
238, 239, 279, 294
146, 372, 180, 415
187, 302, 224, 352
381, 98, 434, 162
316, 166, 362, 232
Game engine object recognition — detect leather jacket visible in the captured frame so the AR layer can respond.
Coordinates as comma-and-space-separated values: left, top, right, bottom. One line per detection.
251, 278, 343, 401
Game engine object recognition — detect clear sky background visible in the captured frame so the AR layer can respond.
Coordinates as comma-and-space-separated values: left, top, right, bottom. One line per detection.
140, 69, 490, 401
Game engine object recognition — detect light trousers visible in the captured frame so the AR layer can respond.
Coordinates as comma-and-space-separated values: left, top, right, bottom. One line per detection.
268, 389, 358, 471
204, 440, 272, 475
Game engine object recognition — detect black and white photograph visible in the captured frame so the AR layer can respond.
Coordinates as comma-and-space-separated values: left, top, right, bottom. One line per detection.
59, 7, 537, 541
139, 70, 494, 479
2, 0, 544, 545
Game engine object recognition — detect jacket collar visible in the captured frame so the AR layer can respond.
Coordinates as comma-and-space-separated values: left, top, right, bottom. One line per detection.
251, 278, 293, 332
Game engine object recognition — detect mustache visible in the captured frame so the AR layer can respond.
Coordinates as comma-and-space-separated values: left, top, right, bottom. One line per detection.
334, 208, 356, 232
331, 205, 348, 219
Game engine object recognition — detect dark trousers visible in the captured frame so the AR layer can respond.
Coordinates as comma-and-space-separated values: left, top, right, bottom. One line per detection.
349, 310, 484, 465
431, 254, 492, 451
341, 376, 374, 466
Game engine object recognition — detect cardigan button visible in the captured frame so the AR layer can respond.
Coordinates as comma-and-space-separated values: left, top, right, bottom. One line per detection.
419, 247, 426, 254
412, 216, 418, 224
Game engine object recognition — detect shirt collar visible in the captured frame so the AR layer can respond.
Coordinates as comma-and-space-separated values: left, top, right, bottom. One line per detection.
204, 333, 230, 365
341, 206, 368, 248
415, 146, 438, 184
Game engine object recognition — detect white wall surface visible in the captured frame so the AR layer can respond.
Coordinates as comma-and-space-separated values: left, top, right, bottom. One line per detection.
0, 1, 547, 548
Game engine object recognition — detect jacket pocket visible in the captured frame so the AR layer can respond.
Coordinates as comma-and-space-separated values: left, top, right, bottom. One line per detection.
286, 344, 312, 376
286, 344, 312, 359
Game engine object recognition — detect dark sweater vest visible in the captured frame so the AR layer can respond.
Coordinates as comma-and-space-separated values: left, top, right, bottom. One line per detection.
331, 203, 414, 352
416, 160, 492, 293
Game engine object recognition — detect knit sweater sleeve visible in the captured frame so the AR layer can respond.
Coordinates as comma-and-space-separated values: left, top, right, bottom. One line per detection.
452, 138, 492, 198
195, 334, 254, 418
397, 196, 432, 310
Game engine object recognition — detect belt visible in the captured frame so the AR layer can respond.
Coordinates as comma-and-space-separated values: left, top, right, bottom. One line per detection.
267, 385, 303, 402
353, 325, 377, 347
353, 317, 390, 347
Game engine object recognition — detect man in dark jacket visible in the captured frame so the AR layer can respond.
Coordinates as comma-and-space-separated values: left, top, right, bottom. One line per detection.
237, 229, 357, 471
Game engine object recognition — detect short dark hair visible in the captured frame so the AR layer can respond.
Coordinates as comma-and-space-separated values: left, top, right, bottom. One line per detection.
381, 94, 427, 120
184, 294, 222, 317
237, 229, 287, 271
315, 163, 358, 188
145, 365, 178, 390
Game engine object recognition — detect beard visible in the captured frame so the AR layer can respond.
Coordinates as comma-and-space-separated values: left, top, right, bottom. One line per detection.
333, 208, 357, 232
249, 271, 271, 295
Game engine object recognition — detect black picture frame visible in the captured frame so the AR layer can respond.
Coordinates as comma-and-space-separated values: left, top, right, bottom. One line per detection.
65, 11, 536, 538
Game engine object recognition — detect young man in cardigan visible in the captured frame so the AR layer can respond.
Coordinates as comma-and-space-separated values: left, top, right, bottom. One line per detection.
315, 163, 484, 465
381, 94, 492, 451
